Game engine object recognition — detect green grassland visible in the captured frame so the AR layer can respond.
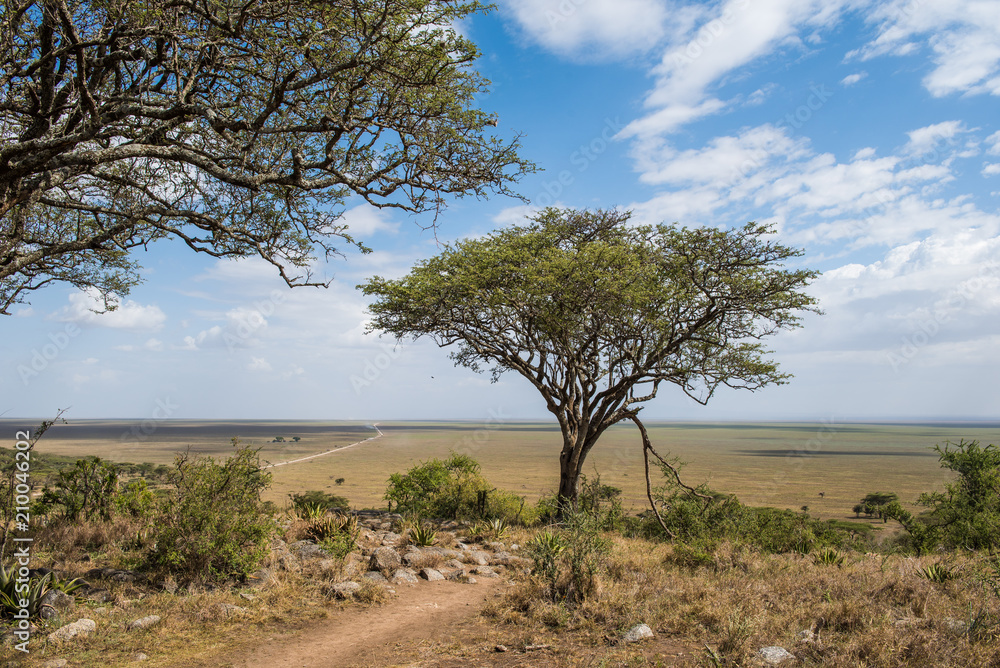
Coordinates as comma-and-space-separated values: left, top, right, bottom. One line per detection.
9, 418, 1000, 524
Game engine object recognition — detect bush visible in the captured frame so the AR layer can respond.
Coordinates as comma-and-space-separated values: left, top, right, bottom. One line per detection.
643, 462, 862, 554
144, 439, 275, 582
385, 453, 528, 522
525, 510, 610, 603
39, 457, 119, 522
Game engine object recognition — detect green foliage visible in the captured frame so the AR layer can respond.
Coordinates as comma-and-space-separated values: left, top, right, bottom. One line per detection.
920, 440, 1000, 550
408, 523, 438, 547
113, 478, 155, 518
384, 453, 524, 522
39, 457, 119, 522
526, 531, 565, 597
144, 440, 275, 582
289, 490, 350, 515
644, 461, 863, 554
919, 562, 957, 583
0, 565, 81, 619
884, 440, 1000, 553
525, 511, 610, 603
815, 547, 845, 567
853, 492, 900, 521
306, 512, 359, 559
335, 478, 345, 485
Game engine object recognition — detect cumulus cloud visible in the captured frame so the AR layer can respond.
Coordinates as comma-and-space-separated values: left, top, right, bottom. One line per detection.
54, 290, 166, 331
247, 357, 272, 372
503, 0, 674, 60
841, 71, 867, 86
984, 163, 1000, 176
340, 204, 400, 237
851, 0, 1000, 97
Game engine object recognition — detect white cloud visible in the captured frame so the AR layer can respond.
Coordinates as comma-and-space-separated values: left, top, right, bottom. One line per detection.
502, 0, 673, 60
984, 164, 1000, 176
903, 120, 970, 156
986, 131, 1000, 156
54, 290, 166, 331
841, 71, 867, 86
340, 205, 400, 237
623, 0, 852, 137
247, 357, 272, 372
853, 0, 1000, 97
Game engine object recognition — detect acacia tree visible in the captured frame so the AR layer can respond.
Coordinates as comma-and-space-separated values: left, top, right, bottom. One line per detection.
0, 0, 532, 314
361, 208, 820, 510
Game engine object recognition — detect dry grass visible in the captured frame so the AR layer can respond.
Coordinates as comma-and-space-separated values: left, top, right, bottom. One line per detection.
485, 534, 1000, 667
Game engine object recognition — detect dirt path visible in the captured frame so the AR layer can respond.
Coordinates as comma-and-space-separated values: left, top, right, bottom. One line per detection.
264, 424, 383, 469
227, 578, 503, 668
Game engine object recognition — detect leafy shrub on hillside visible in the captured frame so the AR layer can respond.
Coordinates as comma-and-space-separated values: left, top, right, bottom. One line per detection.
887, 439, 1000, 553
39, 457, 120, 522
385, 453, 528, 522
643, 461, 864, 554
144, 439, 275, 582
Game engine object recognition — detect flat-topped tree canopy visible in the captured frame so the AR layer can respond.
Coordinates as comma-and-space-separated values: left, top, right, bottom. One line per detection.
360, 208, 821, 510
0, 0, 533, 314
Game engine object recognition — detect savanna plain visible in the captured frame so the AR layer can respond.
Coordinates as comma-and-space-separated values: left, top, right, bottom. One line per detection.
3, 418, 1000, 667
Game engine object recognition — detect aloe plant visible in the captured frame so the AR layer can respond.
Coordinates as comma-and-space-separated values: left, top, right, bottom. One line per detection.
0, 564, 54, 619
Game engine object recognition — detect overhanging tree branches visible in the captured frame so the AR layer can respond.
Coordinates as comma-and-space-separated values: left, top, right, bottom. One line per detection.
0, 0, 533, 313
360, 208, 821, 509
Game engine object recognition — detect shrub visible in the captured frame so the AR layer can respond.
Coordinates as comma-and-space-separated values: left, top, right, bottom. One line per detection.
144, 439, 275, 582
384, 453, 527, 522
39, 457, 120, 522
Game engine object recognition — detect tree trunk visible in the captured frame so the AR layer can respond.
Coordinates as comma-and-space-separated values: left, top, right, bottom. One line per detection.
557, 452, 582, 516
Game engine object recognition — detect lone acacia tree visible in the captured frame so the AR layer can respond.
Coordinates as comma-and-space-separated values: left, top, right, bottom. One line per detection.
0, 0, 532, 314
361, 208, 820, 511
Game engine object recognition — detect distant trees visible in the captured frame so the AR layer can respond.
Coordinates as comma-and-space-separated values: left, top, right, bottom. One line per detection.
362, 208, 820, 512
852, 492, 900, 521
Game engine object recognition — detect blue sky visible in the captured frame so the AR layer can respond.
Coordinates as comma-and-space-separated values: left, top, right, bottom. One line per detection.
5, 0, 1000, 422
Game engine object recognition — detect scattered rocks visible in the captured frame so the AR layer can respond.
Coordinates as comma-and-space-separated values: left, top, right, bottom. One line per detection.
327, 581, 362, 600
126, 615, 162, 631
47, 618, 96, 643
420, 568, 445, 581
288, 540, 329, 560
381, 532, 402, 545
392, 568, 420, 584
271, 539, 301, 571
623, 623, 654, 643
363, 571, 389, 584
494, 644, 509, 652
470, 566, 498, 578
85, 567, 138, 583
370, 546, 402, 572
444, 558, 465, 569
758, 646, 795, 665
464, 551, 490, 566
38, 590, 75, 620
